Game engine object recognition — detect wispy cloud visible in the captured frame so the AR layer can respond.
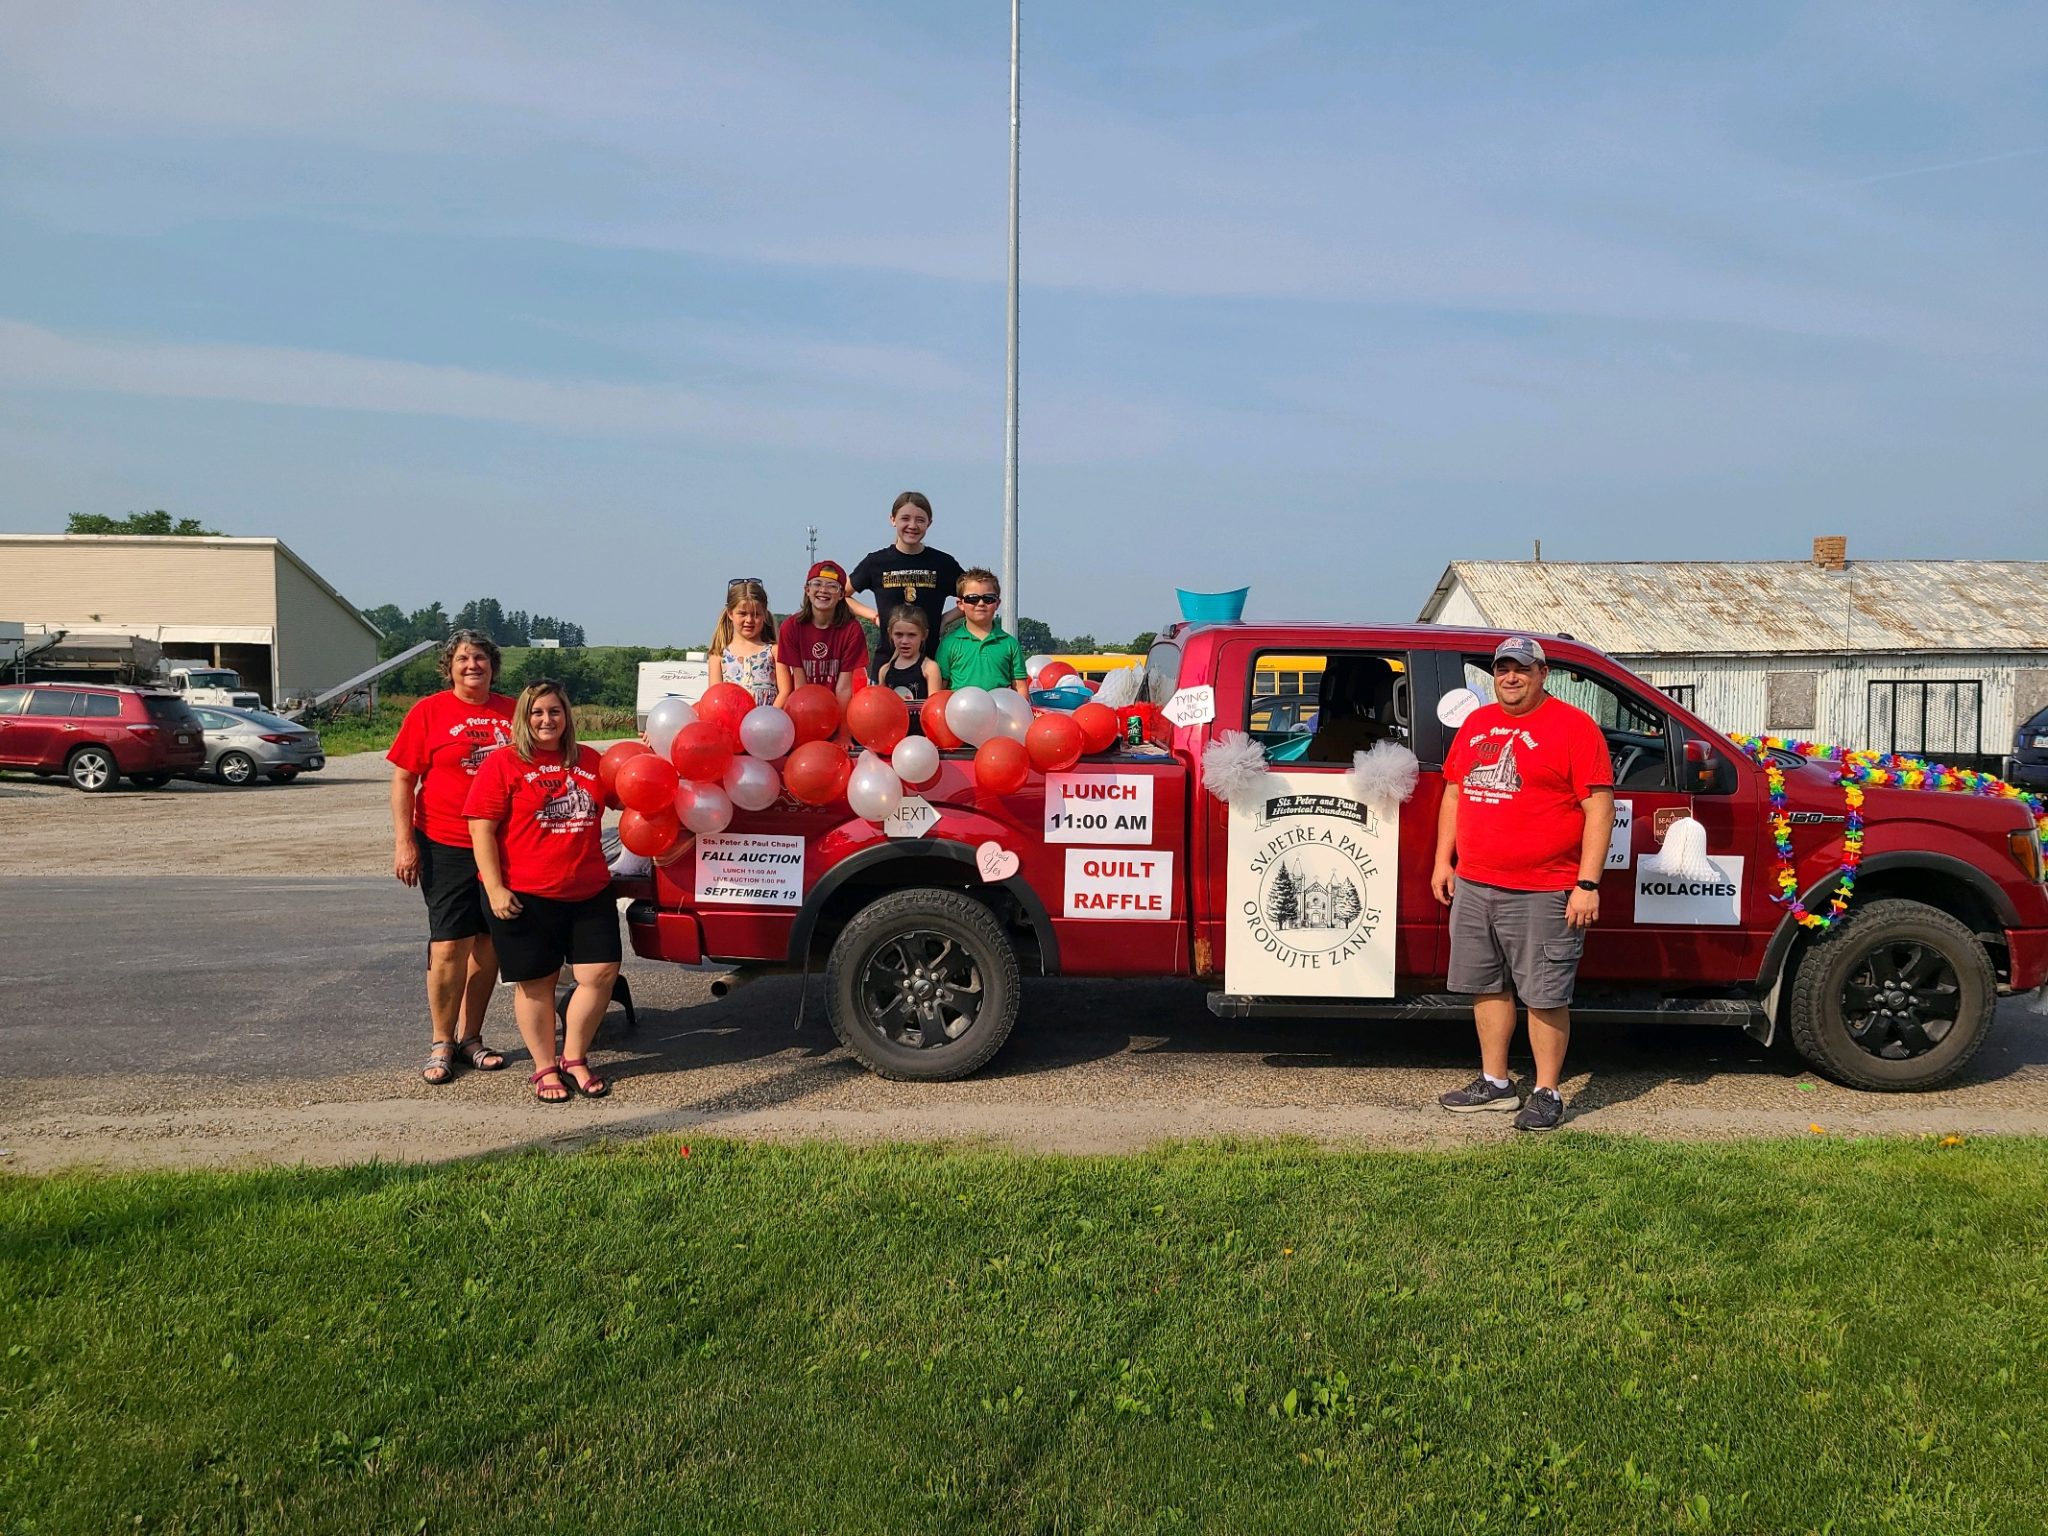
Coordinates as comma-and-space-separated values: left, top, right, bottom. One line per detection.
0, 318, 1177, 465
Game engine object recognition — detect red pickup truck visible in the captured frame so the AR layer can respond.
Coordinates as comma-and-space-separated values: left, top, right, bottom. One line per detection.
623, 622, 2048, 1091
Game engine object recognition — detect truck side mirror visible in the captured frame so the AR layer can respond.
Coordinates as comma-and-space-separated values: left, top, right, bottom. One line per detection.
1684, 739, 1732, 795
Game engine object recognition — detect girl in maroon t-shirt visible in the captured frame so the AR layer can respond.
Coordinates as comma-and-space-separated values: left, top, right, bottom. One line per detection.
463, 679, 621, 1104
772, 559, 868, 712
386, 629, 516, 1086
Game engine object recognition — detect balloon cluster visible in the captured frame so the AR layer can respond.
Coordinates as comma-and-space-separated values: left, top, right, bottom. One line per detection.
602, 679, 1130, 861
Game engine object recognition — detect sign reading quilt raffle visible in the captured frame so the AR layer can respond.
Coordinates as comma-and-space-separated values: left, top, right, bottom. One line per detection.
1044, 773, 1155, 844
1225, 773, 1396, 997
693, 833, 805, 907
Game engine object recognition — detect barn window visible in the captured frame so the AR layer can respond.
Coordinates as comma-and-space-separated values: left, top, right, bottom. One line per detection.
1766, 671, 1819, 734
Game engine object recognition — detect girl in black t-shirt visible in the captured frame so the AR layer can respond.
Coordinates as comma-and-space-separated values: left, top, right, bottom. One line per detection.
869, 604, 942, 711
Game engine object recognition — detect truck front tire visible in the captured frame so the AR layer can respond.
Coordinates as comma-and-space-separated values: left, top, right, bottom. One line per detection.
825, 888, 1021, 1081
1787, 898, 1996, 1090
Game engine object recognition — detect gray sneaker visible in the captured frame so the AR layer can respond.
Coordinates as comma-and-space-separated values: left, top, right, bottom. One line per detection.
1438, 1075, 1522, 1113
1513, 1087, 1566, 1132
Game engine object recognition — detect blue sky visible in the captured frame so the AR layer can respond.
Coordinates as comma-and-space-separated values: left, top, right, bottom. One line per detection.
2, 0, 2044, 645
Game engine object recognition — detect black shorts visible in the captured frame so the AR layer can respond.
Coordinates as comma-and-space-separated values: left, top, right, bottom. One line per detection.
485, 890, 623, 984
416, 829, 489, 943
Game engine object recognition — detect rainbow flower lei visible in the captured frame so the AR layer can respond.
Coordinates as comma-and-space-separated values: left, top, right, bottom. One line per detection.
1730, 734, 2048, 932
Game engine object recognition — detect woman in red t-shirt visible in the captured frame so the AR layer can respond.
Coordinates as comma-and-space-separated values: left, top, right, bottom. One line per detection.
772, 559, 868, 712
463, 679, 621, 1104
387, 629, 516, 1086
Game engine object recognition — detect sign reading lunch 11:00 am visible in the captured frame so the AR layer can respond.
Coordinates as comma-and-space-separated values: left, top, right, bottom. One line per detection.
1224, 774, 1397, 998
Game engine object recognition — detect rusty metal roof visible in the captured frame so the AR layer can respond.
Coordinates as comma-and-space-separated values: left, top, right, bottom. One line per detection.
1419, 560, 2048, 656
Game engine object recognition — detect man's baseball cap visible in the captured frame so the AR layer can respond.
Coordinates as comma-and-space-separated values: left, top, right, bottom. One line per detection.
806, 560, 846, 586
1493, 635, 1547, 667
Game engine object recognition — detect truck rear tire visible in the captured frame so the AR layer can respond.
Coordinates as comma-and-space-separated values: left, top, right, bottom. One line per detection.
825, 888, 1021, 1081
1787, 898, 1996, 1090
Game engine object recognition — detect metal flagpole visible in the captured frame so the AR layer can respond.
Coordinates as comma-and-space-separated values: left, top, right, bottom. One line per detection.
1001, 0, 1021, 620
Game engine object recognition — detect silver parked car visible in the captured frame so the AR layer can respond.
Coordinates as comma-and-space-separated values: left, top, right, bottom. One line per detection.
190, 707, 327, 786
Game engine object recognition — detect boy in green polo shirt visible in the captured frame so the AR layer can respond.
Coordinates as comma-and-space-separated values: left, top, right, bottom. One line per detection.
935, 567, 1029, 695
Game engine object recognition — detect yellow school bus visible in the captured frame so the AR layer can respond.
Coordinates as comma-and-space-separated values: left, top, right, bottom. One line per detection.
1049, 653, 1142, 683
1051, 653, 1339, 695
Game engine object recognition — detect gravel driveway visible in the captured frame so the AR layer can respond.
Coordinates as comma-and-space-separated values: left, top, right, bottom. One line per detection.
4, 753, 2044, 1174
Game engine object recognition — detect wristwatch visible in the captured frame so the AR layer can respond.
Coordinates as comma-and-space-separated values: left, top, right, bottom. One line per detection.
1575, 879, 1600, 892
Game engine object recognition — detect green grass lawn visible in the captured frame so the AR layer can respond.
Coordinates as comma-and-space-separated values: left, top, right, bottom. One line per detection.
5, 1138, 2043, 1534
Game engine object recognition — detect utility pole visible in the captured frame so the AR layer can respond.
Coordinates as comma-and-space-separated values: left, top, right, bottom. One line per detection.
1001, 0, 1021, 620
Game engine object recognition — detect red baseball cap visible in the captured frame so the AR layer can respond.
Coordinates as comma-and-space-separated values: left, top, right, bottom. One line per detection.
807, 560, 846, 586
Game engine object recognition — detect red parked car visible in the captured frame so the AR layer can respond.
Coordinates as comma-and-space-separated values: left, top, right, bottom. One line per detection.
0, 682, 206, 791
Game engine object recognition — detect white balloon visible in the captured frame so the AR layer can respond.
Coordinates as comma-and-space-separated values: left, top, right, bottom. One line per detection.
724, 754, 782, 812
739, 704, 796, 760
645, 696, 697, 757
993, 689, 1034, 741
846, 750, 903, 823
1025, 653, 1056, 683
671, 778, 700, 821
682, 782, 733, 834
891, 734, 939, 785
945, 686, 999, 747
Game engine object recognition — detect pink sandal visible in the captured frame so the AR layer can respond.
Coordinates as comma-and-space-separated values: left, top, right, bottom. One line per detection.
529, 1064, 572, 1104
560, 1057, 609, 1099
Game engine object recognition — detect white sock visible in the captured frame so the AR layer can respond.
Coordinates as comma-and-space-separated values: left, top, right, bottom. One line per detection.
1483, 1073, 1511, 1089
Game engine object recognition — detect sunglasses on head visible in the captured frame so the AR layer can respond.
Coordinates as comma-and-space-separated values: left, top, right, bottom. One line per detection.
960, 592, 999, 605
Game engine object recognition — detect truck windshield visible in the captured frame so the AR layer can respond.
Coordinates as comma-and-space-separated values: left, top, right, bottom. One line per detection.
186, 671, 239, 688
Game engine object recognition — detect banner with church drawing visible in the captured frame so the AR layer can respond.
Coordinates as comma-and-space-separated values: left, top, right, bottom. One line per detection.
1225, 772, 1397, 997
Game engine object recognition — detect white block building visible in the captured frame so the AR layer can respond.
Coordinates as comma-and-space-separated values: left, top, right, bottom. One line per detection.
1418, 540, 2048, 765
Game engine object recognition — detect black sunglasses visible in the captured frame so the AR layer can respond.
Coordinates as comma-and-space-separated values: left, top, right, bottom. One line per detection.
727, 576, 763, 590
959, 592, 1000, 605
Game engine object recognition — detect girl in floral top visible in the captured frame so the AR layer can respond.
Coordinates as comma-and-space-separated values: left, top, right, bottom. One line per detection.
710, 579, 777, 705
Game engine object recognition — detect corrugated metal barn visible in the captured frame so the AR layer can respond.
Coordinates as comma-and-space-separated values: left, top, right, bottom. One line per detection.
1418, 540, 2048, 766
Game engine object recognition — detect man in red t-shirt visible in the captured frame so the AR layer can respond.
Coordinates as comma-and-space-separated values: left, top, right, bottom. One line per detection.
1432, 636, 1615, 1131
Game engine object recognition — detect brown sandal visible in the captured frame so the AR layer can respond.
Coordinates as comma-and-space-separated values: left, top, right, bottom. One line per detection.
422, 1041, 457, 1086
529, 1064, 572, 1104
560, 1057, 609, 1098
454, 1035, 507, 1071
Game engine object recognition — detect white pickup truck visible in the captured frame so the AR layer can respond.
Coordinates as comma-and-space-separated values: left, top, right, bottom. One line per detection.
164, 665, 263, 709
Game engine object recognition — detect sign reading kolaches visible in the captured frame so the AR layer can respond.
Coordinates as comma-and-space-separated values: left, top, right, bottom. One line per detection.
1225, 773, 1397, 997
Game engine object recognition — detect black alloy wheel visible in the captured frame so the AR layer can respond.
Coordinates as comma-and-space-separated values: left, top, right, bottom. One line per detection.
1788, 898, 1996, 1091
1839, 939, 1962, 1060
826, 888, 1021, 1081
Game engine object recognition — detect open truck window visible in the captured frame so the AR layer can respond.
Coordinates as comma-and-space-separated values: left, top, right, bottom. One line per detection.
1253, 651, 1410, 764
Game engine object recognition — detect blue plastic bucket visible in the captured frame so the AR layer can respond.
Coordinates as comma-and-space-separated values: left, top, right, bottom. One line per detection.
1176, 586, 1249, 623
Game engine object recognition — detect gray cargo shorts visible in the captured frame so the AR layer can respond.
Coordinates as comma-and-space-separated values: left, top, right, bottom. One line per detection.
1447, 879, 1584, 1010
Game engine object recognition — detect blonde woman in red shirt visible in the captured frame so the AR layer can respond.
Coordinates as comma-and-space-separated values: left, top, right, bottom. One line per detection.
463, 679, 621, 1104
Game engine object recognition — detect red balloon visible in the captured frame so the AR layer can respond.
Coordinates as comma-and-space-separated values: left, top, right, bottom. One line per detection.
786, 684, 841, 746
600, 740, 653, 807
670, 720, 734, 783
920, 691, 963, 750
1036, 660, 1077, 688
974, 735, 1030, 795
615, 752, 681, 815
783, 739, 851, 805
618, 806, 683, 858
1025, 712, 1085, 774
1070, 701, 1119, 756
846, 685, 910, 753
696, 682, 755, 747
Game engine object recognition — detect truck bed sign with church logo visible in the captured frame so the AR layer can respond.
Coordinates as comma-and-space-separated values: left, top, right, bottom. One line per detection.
1225, 774, 1397, 997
